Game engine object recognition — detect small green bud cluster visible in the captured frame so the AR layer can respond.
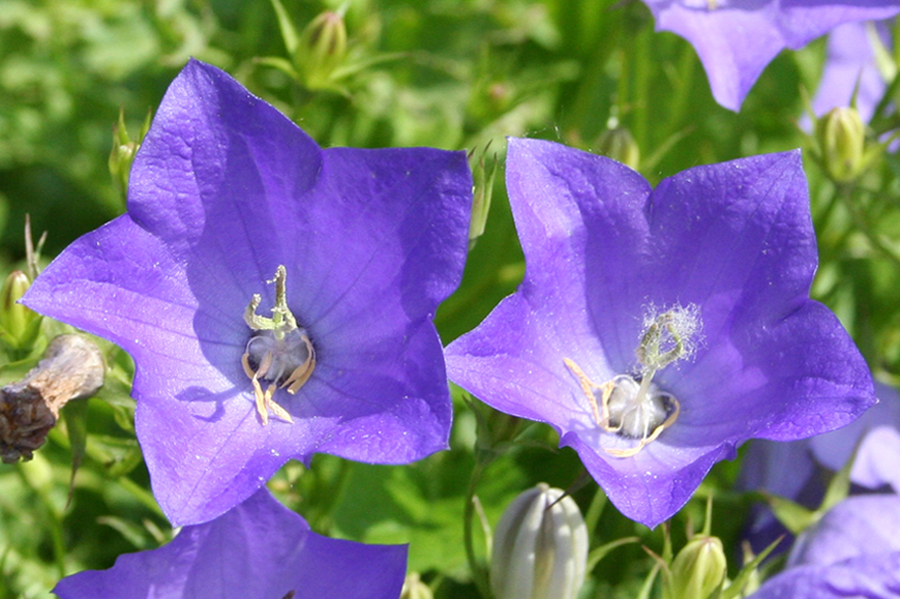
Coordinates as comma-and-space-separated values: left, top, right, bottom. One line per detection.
490, 484, 588, 599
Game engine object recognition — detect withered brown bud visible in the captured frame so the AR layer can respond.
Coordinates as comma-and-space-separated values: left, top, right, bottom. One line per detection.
0, 334, 105, 463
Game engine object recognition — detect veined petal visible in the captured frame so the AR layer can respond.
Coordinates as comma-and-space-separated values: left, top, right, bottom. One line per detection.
447, 138, 873, 528
24, 59, 472, 526
53, 489, 407, 599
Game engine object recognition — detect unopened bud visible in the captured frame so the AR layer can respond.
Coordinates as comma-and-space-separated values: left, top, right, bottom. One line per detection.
815, 107, 866, 183
467, 146, 497, 249
595, 126, 640, 170
491, 483, 588, 599
109, 108, 152, 199
295, 10, 348, 90
663, 535, 727, 599
0, 270, 41, 355
400, 573, 433, 599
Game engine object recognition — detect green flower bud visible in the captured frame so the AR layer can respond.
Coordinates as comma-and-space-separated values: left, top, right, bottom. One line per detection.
815, 107, 867, 183
467, 146, 497, 250
0, 269, 41, 355
109, 108, 152, 200
400, 573, 433, 599
663, 535, 727, 599
595, 126, 640, 171
295, 10, 348, 91
491, 483, 589, 599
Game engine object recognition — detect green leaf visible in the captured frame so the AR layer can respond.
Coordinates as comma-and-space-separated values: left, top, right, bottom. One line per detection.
269, 0, 300, 57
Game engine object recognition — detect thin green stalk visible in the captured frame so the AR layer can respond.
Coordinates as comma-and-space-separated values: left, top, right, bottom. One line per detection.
838, 185, 900, 269
464, 460, 492, 599
584, 483, 607, 537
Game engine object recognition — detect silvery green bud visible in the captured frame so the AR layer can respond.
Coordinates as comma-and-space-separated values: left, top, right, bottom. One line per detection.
491, 483, 589, 599
815, 107, 866, 183
663, 535, 727, 599
295, 10, 348, 91
595, 126, 640, 170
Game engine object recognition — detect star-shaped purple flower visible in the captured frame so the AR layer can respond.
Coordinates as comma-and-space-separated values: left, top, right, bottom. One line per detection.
640, 0, 900, 111
445, 138, 874, 528
749, 494, 900, 599
53, 488, 407, 599
22, 59, 472, 526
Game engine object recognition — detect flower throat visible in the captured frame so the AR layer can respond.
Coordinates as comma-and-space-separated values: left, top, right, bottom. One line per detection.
242, 265, 316, 425
565, 304, 702, 457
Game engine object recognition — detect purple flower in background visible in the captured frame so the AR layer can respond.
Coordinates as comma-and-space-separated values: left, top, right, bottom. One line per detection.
811, 20, 893, 123
445, 138, 874, 528
749, 495, 900, 599
740, 383, 900, 552
53, 489, 407, 599
23, 59, 472, 525
640, 0, 900, 111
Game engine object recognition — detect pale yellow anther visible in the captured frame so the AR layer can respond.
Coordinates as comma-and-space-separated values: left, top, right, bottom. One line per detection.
241, 335, 297, 425
564, 357, 680, 458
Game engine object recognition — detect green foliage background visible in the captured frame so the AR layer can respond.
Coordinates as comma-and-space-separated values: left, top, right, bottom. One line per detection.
1, 0, 898, 597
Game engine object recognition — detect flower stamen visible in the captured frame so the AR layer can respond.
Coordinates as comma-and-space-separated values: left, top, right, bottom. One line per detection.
564, 304, 700, 457
242, 265, 316, 425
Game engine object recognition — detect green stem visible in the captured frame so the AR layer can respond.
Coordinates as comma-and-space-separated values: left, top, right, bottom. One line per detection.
838, 185, 900, 269
583, 484, 607, 539
464, 460, 492, 599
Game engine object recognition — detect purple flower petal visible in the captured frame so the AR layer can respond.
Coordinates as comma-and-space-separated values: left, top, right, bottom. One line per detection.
749, 552, 900, 599
53, 489, 407, 599
787, 495, 900, 567
640, 0, 900, 111
23, 59, 472, 525
750, 495, 900, 599
811, 20, 892, 122
446, 138, 874, 527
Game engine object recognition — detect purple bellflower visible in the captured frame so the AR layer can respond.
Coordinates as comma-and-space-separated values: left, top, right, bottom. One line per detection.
740, 383, 900, 552
445, 138, 874, 528
22, 59, 472, 526
639, 0, 900, 111
811, 20, 893, 123
53, 488, 408, 599
749, 494, 900, 599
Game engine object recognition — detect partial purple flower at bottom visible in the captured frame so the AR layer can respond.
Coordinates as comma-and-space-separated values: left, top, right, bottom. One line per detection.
445, 138, 874, 528
749, 495, 900, 599
53, 489, 407, 599
22, 59, 472, 526
639, 0, 900, 111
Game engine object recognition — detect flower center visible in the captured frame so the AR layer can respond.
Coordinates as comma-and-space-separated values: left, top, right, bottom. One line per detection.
565, 304, 701, 457
241, 265, 316, 425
